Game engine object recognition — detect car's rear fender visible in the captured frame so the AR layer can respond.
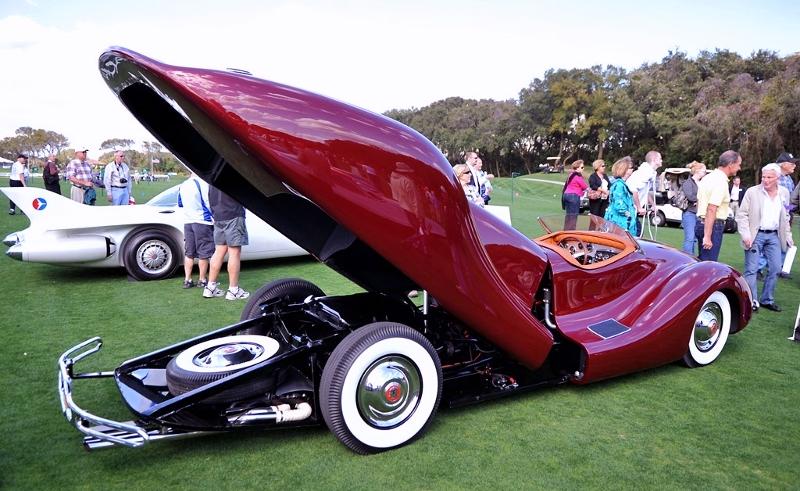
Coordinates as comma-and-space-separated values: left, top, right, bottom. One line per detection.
554, 258, 750, 383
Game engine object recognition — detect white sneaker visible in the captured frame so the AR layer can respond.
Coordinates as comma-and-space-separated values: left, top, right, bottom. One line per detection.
203, 282, 224, 298
225, 287, 250, 300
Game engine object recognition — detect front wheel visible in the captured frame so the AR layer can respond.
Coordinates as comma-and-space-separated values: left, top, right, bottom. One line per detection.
683, 291, 731, 367
320, 322, 442, 454
123, 229, 181, 280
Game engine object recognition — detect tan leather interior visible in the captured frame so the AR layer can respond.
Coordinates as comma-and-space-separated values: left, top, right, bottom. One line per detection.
535, 231, 637, 269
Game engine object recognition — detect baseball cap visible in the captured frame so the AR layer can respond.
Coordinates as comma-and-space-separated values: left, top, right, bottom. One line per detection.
16, 153, 27, 159
75, 146, 90, 153
775, 152, 798, 163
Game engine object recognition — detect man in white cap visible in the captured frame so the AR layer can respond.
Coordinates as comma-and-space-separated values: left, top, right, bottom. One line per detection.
65, 146, 95, 203
8, 154, 28, 215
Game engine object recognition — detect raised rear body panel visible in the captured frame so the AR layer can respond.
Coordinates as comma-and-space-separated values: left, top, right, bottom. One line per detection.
99, 48, 554, 369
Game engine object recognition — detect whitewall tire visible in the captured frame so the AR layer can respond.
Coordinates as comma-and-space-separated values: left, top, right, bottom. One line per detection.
166, 335, 280, 403
683, 291, 731, 367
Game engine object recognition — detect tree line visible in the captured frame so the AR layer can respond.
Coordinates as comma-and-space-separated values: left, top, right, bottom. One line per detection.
3, 49, 797, 184
0, 130, 183, 174
385, 49, 800, 183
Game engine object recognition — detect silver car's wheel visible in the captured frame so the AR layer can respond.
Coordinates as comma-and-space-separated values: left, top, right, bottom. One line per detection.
136, 239, 172, 273
683, 291, 731, 367
124, 229, 181, 280
320, 322, 442, 454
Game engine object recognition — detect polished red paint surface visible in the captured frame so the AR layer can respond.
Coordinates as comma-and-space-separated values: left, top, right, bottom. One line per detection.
98, 48, 751, 382
100, 47, 553, 369
548, 240, 751, 382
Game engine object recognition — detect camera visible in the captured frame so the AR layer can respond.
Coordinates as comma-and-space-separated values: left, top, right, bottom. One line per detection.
120, 178, 128, 184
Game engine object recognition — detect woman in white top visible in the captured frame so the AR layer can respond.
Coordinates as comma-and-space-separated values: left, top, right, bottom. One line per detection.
454, 164, 484, 207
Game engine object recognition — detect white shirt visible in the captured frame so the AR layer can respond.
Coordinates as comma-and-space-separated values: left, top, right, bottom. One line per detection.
178, 176, 213, 224
626, 162, 657, 206
759, 187, 782, 231
10, 161, 25, 181
730, 184, 740, 203
103, 161, 131, 191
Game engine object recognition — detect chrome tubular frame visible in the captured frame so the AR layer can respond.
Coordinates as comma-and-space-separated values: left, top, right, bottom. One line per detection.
57, 337, 208, 451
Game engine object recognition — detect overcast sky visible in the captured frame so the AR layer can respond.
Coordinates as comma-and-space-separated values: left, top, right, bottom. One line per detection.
1, 0, 797, 153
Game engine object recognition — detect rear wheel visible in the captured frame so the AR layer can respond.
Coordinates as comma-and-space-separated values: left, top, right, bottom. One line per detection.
240, 278, 324, 322
239, 278, 324, 335
320, 322, 442, 454
683, 291, 731, 367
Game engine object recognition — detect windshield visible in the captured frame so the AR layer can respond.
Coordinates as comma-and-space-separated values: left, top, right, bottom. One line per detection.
146, 186, 179, 207
537, 214, 638, 243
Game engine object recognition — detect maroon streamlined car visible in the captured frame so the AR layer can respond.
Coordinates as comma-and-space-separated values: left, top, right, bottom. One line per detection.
57, 48, 752, 454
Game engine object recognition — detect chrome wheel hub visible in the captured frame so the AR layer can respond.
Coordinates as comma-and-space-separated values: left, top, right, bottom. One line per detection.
194, 343, 265, 368
136, 240, 171, 274
694, 302, 722, 352
357, 356, 420, 428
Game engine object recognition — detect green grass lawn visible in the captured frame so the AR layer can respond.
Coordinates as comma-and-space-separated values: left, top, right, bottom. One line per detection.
0, 177, 798, 490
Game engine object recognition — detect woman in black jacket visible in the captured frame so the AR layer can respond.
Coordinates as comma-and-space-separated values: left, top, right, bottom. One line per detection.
587, 159, 611, 217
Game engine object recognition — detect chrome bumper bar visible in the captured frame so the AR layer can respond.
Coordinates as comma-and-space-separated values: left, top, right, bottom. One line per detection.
57, 337, 207, 451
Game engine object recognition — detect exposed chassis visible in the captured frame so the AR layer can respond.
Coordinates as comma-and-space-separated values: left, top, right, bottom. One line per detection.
58, 291, 575, 451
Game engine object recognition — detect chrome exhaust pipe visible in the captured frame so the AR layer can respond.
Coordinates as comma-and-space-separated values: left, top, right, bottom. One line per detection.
542, 288, 557, 330
227, 402, 312, 426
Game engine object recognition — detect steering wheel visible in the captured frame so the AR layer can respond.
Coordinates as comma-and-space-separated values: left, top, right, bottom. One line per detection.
558, 235, 590, 265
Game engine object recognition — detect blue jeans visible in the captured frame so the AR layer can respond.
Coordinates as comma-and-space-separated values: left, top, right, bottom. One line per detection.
681, 210, 697, 254
744, 231, 781, 304
110, 187, 130, 205
563, 193, 580, 214
695, 219, 725, 261
563, 193, 580, 230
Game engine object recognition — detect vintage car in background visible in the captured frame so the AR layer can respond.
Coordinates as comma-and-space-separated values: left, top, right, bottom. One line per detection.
651, 167, 737, 233
1, 185, 306, 280
57, 48, 752, 455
